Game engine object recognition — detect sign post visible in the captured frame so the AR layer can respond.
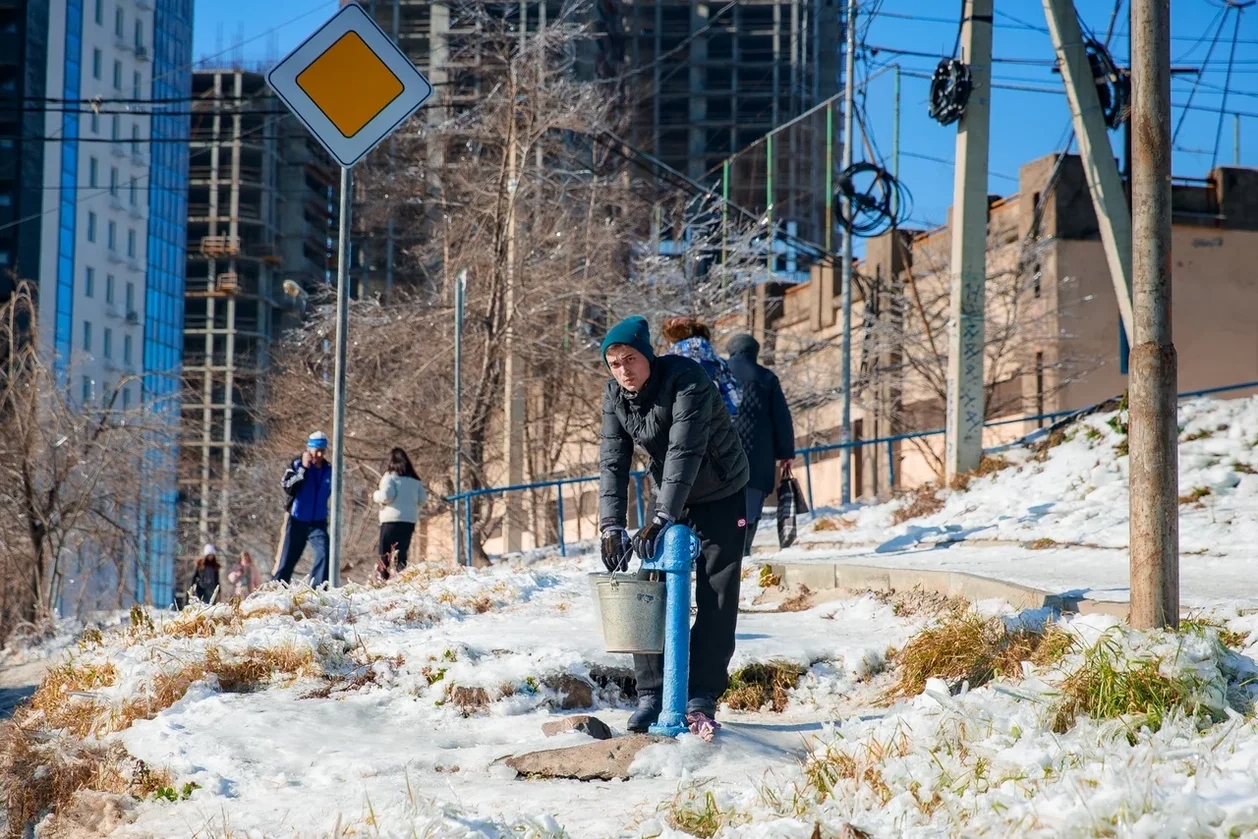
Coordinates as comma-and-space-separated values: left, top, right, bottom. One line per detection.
268, 1, 433, 586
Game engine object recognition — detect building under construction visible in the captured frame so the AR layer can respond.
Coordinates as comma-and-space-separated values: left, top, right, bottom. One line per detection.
180, 68, 338, 556
353, 0, 844, 289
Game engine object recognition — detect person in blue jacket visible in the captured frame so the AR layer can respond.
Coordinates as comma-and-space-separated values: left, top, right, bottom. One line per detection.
272, 430, 334, 586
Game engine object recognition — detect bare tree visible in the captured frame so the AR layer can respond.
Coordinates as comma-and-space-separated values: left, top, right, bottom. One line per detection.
0, 282, 174, 639
776, 213, 1101, 482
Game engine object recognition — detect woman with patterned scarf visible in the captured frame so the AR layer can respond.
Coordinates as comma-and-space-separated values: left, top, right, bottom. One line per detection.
660, 316, 743, 417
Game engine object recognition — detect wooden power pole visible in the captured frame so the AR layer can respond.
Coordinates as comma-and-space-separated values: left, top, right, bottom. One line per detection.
945, 0, 993, 481
1129, 0, 1179, 628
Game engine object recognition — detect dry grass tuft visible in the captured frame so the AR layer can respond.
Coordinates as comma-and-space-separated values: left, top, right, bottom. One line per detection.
778, 585, 813, 613
890, 488, 946, 525
949, 456, 1011, 491
1232, 461, 1258, 476
811, 516, 852, 533
1181, 615, 1249, 650
448, 685, 491, 715
1026, 537, 1059, 550
665, 781, 750, 838
804, 733, 909, 807
889, 610, 1073, 699
758, 566, 781, 589
721, 661, 807, 712
469, 594, 495, 614
1179, 486, 1213, 506
27, 660, 120, 737
1032, 426, 1070, 461
162, 605, 243, 639
0, 723, 162, 839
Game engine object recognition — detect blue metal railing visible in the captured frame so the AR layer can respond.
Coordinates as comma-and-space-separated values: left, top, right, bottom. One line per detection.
446, 379, 1258, 566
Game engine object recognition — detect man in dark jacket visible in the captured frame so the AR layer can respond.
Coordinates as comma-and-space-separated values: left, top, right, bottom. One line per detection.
272, 430, 334, 586
726, 334, 795, 556
598, 315, 750, 732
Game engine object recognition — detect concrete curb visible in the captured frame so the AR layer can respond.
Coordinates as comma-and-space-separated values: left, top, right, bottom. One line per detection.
762, 560, 1142, 619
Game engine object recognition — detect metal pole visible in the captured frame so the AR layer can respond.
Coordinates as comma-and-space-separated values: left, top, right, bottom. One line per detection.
453, 269, 466, 565
328, 165, 352, 588
1235, 113, 1242, 165
556, 487, 566, 557
892, 64, 901, 221
766, 132, 774, 283
825, 102, 833, 253
1042, 0, 1135, 346
944, 0, 992, 482
721, 158, 730, 264
1129, 0, 1179, 629
839, 0, 856, 506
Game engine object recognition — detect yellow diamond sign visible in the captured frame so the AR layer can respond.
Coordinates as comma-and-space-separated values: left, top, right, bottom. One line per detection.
267, 2, 432, 167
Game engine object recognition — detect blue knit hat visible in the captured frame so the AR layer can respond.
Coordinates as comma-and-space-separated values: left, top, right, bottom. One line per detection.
307, 430, 329, 450
600, 316, 655, 367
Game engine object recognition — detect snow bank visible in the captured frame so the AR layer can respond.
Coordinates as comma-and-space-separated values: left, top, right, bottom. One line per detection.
798, 395, 1258, 555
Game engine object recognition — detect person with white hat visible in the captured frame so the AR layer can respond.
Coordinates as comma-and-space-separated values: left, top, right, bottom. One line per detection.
272, 430, 334, 586
193, 544, 221, 604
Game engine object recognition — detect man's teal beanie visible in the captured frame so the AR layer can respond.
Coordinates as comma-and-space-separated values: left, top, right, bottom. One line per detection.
600, 315, 655, 367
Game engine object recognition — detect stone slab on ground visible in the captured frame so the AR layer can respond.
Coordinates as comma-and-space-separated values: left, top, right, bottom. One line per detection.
505, 733, 672, 781
541, 714, 613, 741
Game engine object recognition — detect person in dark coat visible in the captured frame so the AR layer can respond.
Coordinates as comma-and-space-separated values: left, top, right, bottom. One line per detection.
726, 334, 796, 555
272, 430, 334, 587
598, 315, 750, 732
192, 544, 221, 604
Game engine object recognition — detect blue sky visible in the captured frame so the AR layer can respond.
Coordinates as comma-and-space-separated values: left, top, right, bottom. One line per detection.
193, 0, 1257, 229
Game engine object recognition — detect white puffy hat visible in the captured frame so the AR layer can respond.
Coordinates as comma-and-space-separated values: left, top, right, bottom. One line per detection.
203, 543, 217, 556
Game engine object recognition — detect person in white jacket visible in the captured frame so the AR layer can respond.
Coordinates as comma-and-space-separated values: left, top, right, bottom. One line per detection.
372, 447, 427, 579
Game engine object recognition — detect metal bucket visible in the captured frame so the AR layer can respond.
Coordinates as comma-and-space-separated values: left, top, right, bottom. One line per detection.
590, 573, 666, 654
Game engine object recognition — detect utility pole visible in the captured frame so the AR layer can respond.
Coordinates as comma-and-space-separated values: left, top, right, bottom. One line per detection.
453, 269, 467, 566
501, 36, 525, 555
328, 166, 352, 589
839, 0, 856, 505
1043, 0, 1135, 347
944, 0, 992, 481
1129, 0, 1178, 629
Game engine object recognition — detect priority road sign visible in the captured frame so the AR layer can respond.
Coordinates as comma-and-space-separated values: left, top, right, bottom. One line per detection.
266, 1, 433, 168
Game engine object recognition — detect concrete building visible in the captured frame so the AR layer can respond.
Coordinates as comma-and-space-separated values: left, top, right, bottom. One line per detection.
180, 68, 338, 554
764, 153, 1258, 509
0, 0, 192, 607
350, 0, 843, 292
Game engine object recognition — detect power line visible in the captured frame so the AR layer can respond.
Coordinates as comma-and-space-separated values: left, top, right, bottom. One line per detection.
877, 5, 1258, 47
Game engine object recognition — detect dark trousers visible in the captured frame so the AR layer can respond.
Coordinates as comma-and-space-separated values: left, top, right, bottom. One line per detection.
634, 487, 746, 699
379, 521, 416, 571
272, 516, 330, 586
744, 487, 768, 557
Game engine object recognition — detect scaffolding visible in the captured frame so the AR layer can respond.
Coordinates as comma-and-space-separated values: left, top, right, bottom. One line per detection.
180, 69, 336, 554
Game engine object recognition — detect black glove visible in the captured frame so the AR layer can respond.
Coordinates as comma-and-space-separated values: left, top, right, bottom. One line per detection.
632, 515, 673, 561
600, 528, 632, 572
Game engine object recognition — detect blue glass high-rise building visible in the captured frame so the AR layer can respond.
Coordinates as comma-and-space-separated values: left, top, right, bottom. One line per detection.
141, 0, 193, 607
3, 0, 192, 609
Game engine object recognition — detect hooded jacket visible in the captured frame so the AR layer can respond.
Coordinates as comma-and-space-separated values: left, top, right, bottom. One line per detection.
599, 354, 749, 530
726, 336, 795, 493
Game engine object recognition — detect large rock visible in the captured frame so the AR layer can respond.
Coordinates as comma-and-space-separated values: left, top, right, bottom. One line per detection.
553, 675, 594, 710
505, 734, 672, 781
541, 714, 613, 741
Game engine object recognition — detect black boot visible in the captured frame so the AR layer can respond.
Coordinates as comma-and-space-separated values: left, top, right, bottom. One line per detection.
627, 692, 661, 733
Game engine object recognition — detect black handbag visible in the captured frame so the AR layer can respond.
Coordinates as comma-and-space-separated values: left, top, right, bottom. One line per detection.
776, 474, 808, 548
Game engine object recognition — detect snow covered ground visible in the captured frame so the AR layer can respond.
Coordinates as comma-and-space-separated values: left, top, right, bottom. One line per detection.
769, 395, 1258, 607
12, 394, 1258, 837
